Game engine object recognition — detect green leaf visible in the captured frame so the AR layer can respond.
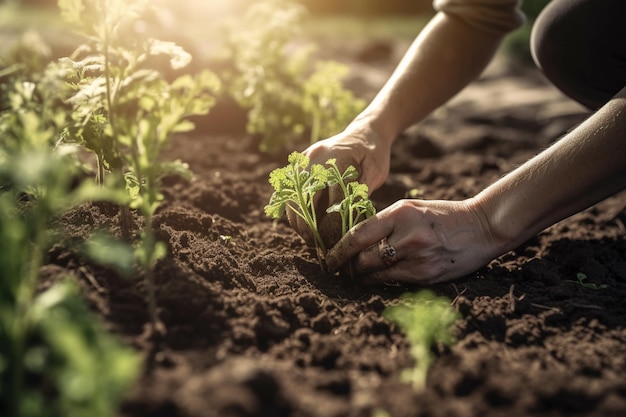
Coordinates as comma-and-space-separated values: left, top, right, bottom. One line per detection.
383, 290, 461, 390
147, 39, 192, 70
58, 0, 84, 27
83, 232, 135, 277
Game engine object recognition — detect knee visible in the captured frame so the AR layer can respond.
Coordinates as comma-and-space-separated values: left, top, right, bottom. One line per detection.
530, 0, 626, 109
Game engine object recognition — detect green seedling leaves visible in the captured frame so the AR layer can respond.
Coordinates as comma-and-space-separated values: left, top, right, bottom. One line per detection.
0, 148, 139, 417
220, 0, 364, 152
265, 152, 328, 254
83, 232, 136, 278
25, 281, 140, 417
302, 61, 366, 144
565, 272, 608, 291
325, 158, 375, 237
54, 0, 221, 334
383, 290, 460, 391
265, 151, 375, 267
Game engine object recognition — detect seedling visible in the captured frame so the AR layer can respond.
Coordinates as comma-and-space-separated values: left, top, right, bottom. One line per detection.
325, 158, 376, 237
265, 151, 329, 262
0, 149, 137, 417
265, 151, 375, 268
383, 290, 460, 391
565, 272, 608, 291
220, 0, 365, 152
58, 0, 220, 333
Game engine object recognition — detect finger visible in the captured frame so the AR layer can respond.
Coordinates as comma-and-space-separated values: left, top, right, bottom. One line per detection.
325, 214, 394, 273
351, 236, 399, 274
360, 265, 425, 285
361, 263, 454, 286
359, 267, 405, 286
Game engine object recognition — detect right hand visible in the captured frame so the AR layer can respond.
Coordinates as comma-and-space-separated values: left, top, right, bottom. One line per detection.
324, 198, 499, 284
287, 125, 392, 249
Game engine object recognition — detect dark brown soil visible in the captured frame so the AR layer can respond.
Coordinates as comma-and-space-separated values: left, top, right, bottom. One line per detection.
44, 52, 626, 417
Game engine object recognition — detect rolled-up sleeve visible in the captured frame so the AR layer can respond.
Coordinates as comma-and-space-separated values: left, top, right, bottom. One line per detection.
433, 0, 525, 35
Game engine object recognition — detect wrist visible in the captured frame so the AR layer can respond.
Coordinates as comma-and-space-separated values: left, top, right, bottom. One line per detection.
347, 110, 399, 148
464, 196, 516, 260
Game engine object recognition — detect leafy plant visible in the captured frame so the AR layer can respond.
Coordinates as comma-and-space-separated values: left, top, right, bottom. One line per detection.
383, 290, 461, 391
0, 40, 72, 163
0, 23, 141, 414
566, 272, 608, 291
219, 0, 365, 152
325, 157, 376, 238
0, 149, 138, 417
301, 60, 366, 144
264, 151, 375, 267
57, 0, 221, 332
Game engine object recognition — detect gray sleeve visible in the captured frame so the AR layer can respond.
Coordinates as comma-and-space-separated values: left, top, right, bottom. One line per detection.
433, 0, 526, 35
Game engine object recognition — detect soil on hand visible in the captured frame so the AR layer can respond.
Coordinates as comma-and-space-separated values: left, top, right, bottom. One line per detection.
44, 50, 626, 417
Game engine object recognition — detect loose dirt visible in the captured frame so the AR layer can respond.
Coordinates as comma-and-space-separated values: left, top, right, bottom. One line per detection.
45, 46, 626, 417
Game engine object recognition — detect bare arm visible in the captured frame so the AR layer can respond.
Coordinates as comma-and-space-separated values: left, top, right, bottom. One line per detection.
354, 11, 506, 146
304, 12, 508, 192
471, 85, 626, 255
325, 86, 626, 283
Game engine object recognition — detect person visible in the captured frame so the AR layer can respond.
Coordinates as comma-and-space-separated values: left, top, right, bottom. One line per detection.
291, 0, 626, 284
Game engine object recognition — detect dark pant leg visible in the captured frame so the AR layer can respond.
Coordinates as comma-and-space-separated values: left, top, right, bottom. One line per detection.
530, 0, 626, 110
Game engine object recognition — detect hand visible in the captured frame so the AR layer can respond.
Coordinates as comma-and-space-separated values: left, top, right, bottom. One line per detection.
325, 198, 500, 284
303, 126, 391, 192
287, 125, 392, 249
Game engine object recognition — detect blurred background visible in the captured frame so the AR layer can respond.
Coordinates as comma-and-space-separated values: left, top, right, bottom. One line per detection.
5, 0, 550, 17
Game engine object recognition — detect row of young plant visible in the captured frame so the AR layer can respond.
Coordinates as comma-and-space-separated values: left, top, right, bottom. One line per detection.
0, 0, 213, 412
0, 1, 460, 415
0, 0, 368, 414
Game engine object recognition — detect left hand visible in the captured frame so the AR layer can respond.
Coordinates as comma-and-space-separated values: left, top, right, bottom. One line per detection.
324, 198, 500, 284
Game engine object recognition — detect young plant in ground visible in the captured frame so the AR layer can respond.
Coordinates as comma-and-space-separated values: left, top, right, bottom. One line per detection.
301, 61, 366, 144
0, 148, 137, 417
58, 0, 220, 332
383, 290, 461, 391
1, 44, 141, 411
0, 34, 74, 161
565, 272, 608, 291
219, 0, 365, 152
265, 151, 375, 268
325, 157, 376, 237
265, 151, 330, 262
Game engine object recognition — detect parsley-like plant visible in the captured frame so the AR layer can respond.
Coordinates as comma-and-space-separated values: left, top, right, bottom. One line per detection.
220, 0, 365, 152
58, 0, 220, 333
265, 151, 375, 268
383, 290, 461, 391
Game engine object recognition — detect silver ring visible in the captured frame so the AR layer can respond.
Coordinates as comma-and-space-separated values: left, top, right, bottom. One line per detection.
378, 237, 397, 266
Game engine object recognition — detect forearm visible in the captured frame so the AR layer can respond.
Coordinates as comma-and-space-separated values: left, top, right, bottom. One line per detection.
472, 85, 626, 253
349, 12, 505, 144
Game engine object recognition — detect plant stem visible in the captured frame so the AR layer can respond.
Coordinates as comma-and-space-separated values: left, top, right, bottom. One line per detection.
96, 153, 105, 187
10, 215, 47, 417
328, 163, 351, 235
102, 23, 133, 241
143, 228, 160, 334
292, 164, 326, 255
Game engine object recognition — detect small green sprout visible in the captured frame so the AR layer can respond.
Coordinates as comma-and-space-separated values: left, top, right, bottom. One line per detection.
265, 151, 330, 261
565, 272, 608, 291
220, 0, 365, 152
219, 235, 234, 245
265, 151, 375, 267
325, 158, 376, 238
383, 290, 461, 391
406, 188, 424, 199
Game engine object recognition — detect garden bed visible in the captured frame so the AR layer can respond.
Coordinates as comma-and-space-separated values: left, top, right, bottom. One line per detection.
42, 54, 626, 417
